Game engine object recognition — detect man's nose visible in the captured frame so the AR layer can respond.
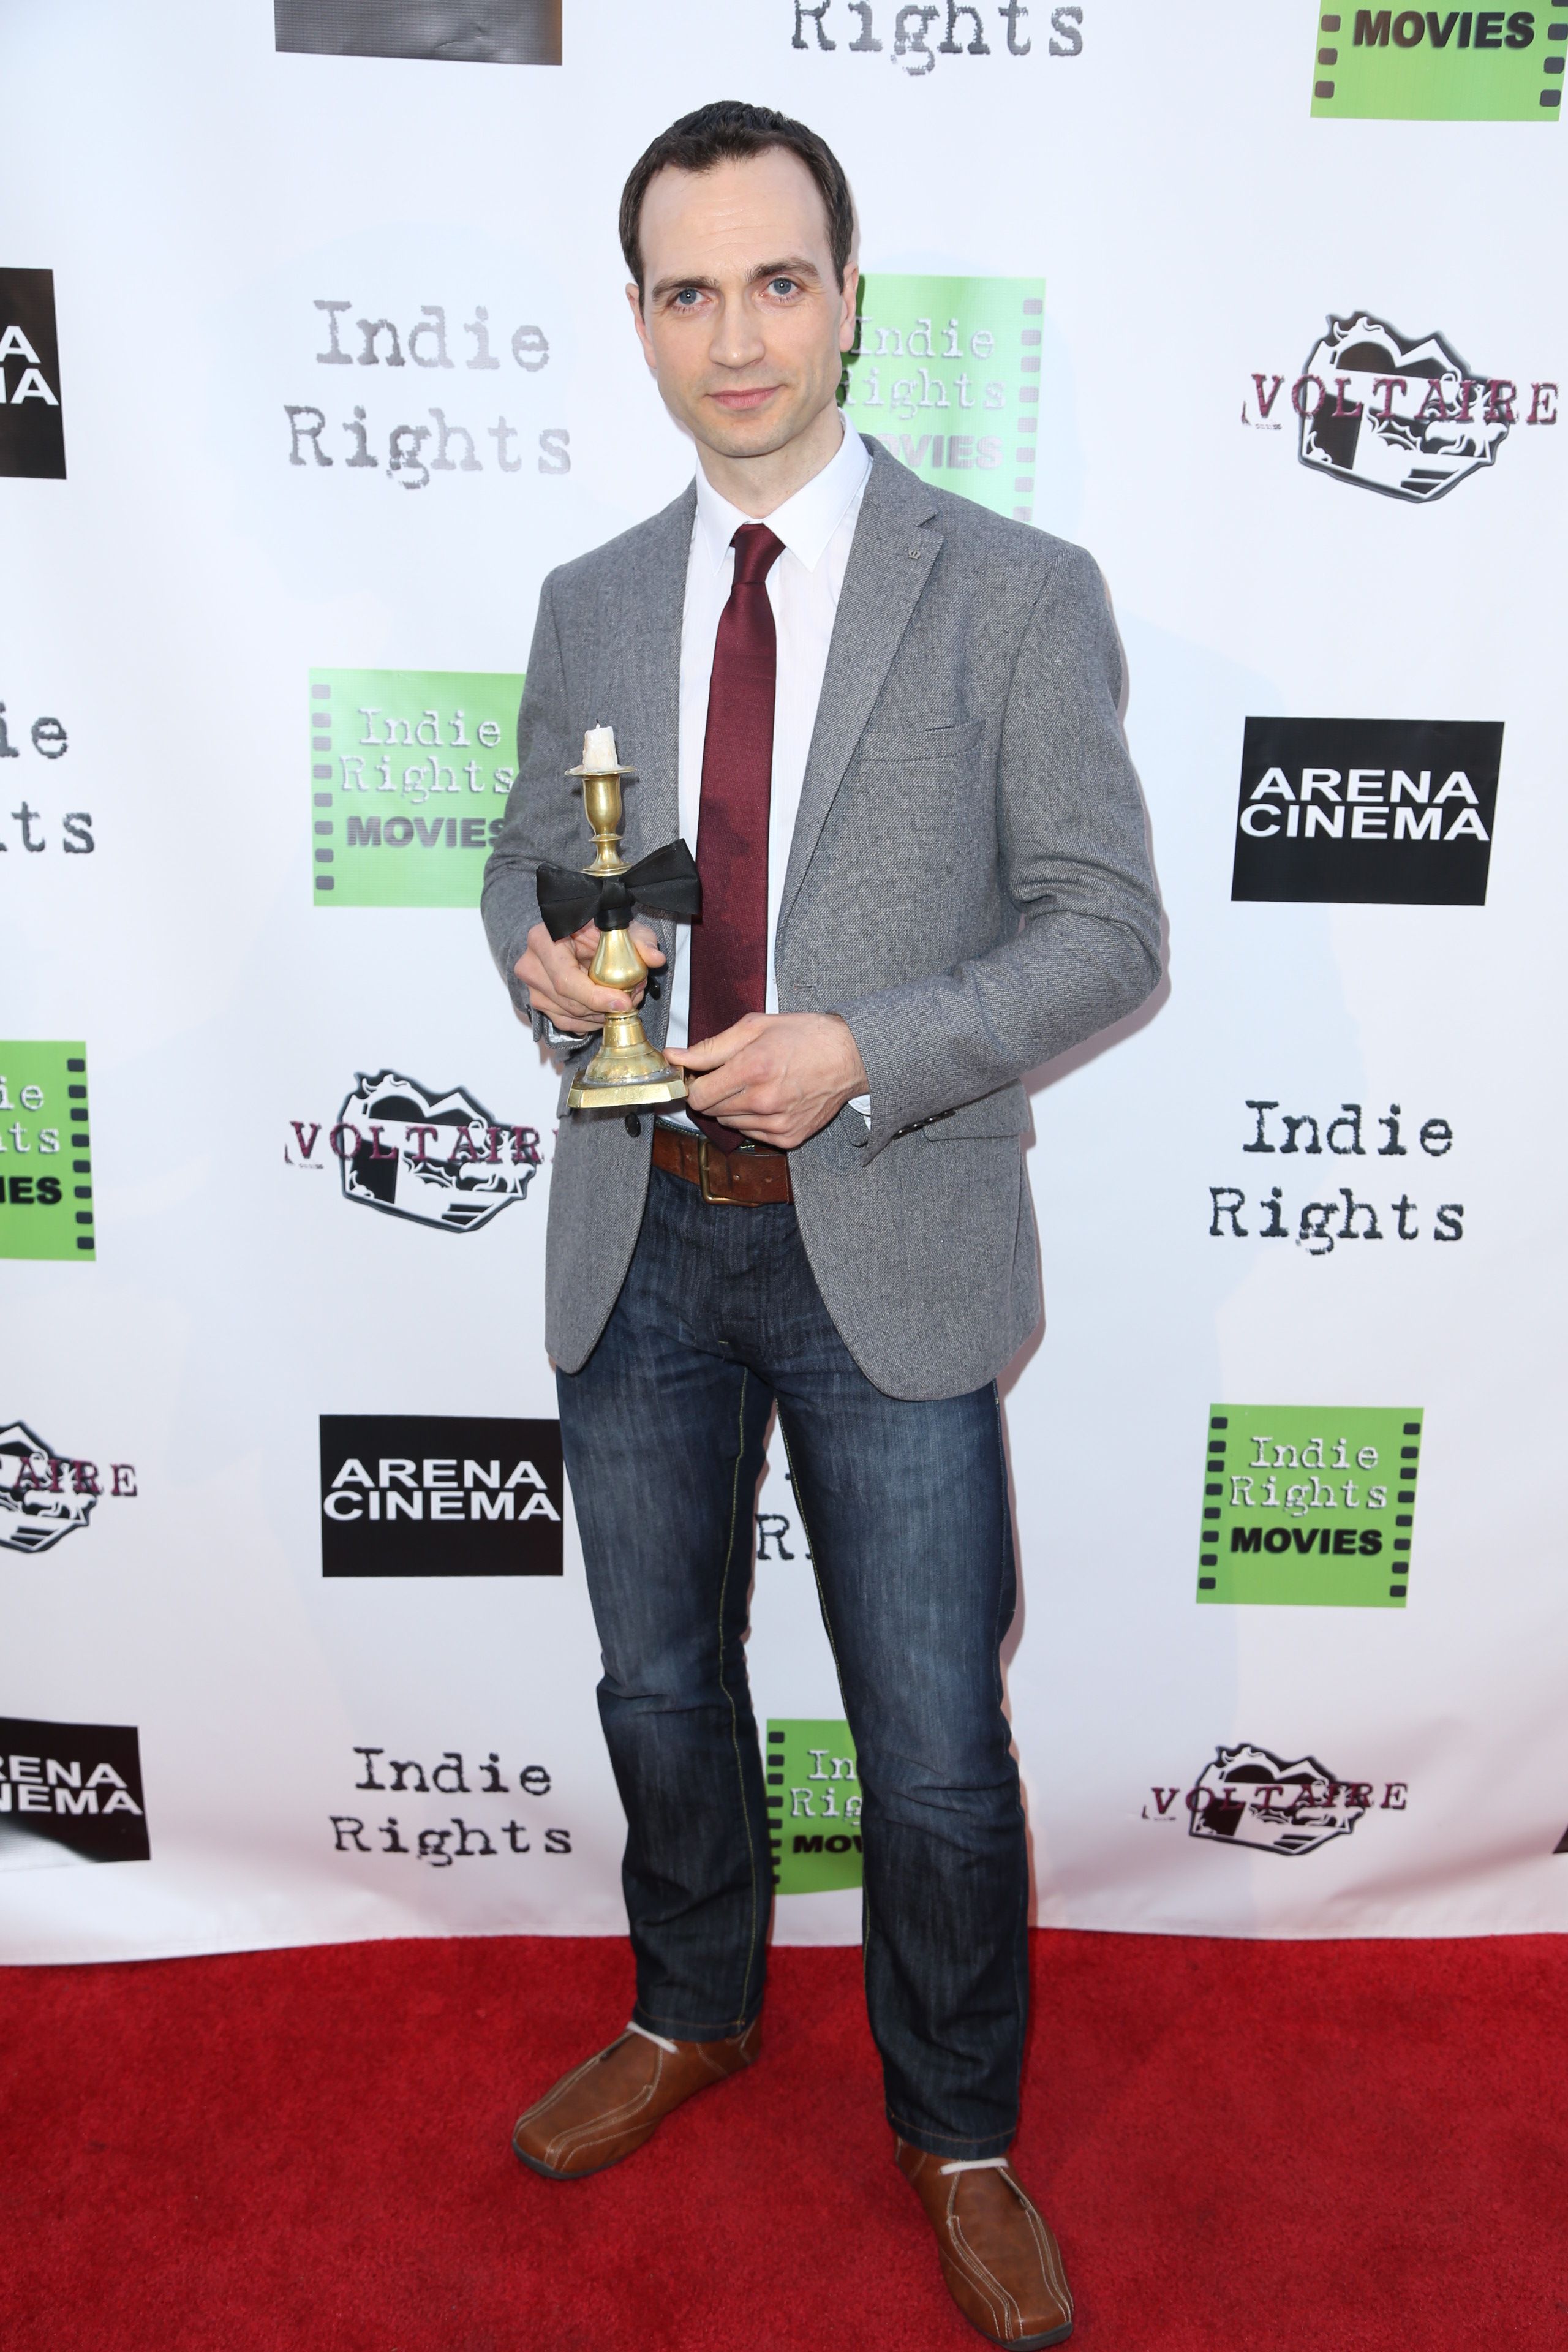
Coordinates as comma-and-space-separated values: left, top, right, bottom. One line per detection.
708, 296, 767, 371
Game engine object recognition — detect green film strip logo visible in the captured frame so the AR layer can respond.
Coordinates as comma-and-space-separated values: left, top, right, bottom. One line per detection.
767, 1719, 862, 1894
1311, 6, 1564, 119
0, 1042, 93, 1261
1197, 1406, 1423, 1608
309, 668, 526, 908
840, 274, 1046, 524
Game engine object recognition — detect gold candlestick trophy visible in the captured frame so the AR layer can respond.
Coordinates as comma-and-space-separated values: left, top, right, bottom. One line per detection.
535, 726, 704, 1112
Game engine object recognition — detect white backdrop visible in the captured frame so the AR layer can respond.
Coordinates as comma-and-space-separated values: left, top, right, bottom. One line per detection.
2, 0, 1564, 1962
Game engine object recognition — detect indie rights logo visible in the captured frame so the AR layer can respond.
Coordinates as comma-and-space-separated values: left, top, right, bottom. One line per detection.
331, 1743, 570, 1867
285, 298, 568, 489
1195, 1406, 1422, 1608
840, 274, 1046, 524
1208, 1096, 1463, 1256
1310, 5, 1566, 119
0, 1046, 94, 1262
306, 669, 524, 908
0, 698, 94, 859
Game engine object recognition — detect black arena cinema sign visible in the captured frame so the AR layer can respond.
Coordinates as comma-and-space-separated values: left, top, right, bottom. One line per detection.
320, 1415, 564, 1577
1231, 717, 1501, 905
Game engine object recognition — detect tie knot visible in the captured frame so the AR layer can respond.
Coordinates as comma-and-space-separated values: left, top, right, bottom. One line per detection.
731, 522, 784, 587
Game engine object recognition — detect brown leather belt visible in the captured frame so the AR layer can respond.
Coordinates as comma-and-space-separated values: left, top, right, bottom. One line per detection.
652, 1123, 793, 1205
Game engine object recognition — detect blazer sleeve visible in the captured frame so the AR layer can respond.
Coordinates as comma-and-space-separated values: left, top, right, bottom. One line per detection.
480, 575, 595, 1060
836, 544, 1163, 1161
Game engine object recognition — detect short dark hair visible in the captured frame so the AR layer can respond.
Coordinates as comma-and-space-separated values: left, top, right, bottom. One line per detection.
619, 100, 855, 301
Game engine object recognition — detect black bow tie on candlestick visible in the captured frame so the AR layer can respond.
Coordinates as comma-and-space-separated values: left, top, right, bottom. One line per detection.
542, 726, 704, 1113
534, 838, 703, 944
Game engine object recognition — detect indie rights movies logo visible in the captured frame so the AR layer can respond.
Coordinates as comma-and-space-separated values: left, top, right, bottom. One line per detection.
275, 0, 561, 64
0, 698, 92, 859
285, 1072, 540, 1235
1195, 1407, 1422, 1608
0, 1424, 136, 1556
319, 1416, 564, 1577
0, 1046, 94, 1262
1310, 6, 1565, 119
307, 669, 522, 907
285, 297, 568, 489
1208, 1094, 1464, 1259
791, 0, 1084, 75
840, 276, 1046, 524
1231, 719, 1500, 905
0, 270, 66, 480
767, 1720, 863, 1894
0, 1717, 149, 1868
333, 1742, 570, 1869
1241, 312, 1555, 502
1142, 1744, 1408, 1856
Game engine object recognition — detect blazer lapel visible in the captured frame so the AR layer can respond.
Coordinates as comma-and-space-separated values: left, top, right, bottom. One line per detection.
624, 481, 694, 854
777, 445, 941, 940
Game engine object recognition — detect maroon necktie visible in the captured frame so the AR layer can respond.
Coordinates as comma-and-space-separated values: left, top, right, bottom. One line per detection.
687, 522, 785, 1152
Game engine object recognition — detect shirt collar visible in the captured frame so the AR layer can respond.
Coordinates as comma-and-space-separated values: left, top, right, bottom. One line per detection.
693, 421, 869, 577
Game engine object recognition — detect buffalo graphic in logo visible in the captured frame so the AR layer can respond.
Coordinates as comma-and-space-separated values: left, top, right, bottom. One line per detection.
336, 1072, 540, 1234
1297, 313, 1509, 504
0, 1422, 97, 1555
1187, 1742, 1370, 1856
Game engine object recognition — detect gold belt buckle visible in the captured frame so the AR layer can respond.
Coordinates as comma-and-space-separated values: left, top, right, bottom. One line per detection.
697, 1135, 750, 1205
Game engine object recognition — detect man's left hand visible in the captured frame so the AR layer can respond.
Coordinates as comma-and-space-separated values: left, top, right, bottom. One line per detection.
665, 1012, 868, 1150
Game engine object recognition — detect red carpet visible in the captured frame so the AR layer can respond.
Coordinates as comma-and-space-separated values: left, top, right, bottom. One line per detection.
2, 1928, 1565, 2350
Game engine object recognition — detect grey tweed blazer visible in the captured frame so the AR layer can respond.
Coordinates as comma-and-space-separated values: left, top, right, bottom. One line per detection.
482, 438, 1161, 1401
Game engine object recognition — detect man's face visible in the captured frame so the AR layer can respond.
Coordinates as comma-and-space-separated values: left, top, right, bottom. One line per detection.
628, 148, 858, 465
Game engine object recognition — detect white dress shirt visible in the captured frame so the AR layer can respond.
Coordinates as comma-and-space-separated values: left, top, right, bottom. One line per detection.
662, 418, 872, 1129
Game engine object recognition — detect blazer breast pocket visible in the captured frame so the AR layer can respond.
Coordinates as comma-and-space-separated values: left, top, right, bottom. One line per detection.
856, 716, 986, 766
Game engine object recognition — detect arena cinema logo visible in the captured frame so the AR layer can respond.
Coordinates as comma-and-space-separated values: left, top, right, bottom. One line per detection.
0, 269, 66, 480
333, 1743, 570, 1866
285, 296, 568, 490
306, 668, 522, 907
285, 1072, 540, 1234
0, 1044, 94, 1262
768, 1719, 863, 1894
1231, 718, 1500, 905
1141, 1743, 1407, 1856
320, 1416, 564, 1577
1194, 1407, 1422, 1608
1241, 312, 1555, 502
790, 0, 1085, 74
840, 275, 1046, 524
0, 1423, 137, 1556
0, 1717, 149, 1868
1208, 1093, 1464, 1259
0, 697, 93, 859
1310, 5, 1565, 119
275, 0, 561, 63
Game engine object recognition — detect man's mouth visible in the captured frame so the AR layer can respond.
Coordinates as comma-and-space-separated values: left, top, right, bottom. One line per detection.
708, 386, 781, 412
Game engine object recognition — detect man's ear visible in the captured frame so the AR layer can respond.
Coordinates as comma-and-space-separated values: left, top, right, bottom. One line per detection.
837, 262, 860, 354
626, 282, 658, 375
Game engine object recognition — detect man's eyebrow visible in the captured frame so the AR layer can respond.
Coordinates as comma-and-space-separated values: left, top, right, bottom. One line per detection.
748, 256, 823, 284
647, 257, 824, 303
649, 271, 722, 302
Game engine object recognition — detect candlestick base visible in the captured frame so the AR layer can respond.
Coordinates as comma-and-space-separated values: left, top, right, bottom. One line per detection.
567, 1014, 690, 1110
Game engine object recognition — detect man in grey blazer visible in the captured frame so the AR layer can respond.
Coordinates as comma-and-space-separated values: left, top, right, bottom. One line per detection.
483, 101, 1159, 2348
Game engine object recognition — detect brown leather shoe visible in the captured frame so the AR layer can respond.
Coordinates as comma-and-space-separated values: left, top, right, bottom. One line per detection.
512, 2019, 760, 2180
897, 2139, 1074, 2347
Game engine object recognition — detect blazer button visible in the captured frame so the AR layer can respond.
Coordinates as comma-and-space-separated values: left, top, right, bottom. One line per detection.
624, 1114, 641, 1137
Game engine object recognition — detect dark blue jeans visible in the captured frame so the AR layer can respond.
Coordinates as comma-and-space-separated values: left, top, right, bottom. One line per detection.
556, 1161, 1029, 2158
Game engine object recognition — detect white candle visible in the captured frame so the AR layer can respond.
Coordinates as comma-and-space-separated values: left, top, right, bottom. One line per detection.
582, 724, 619, 769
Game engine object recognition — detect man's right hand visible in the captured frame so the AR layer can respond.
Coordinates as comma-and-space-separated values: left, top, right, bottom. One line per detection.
513, 919, 666, 1035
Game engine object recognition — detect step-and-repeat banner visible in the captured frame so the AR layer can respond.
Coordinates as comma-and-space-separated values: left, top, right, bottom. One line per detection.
4, 1, 1564, 1962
